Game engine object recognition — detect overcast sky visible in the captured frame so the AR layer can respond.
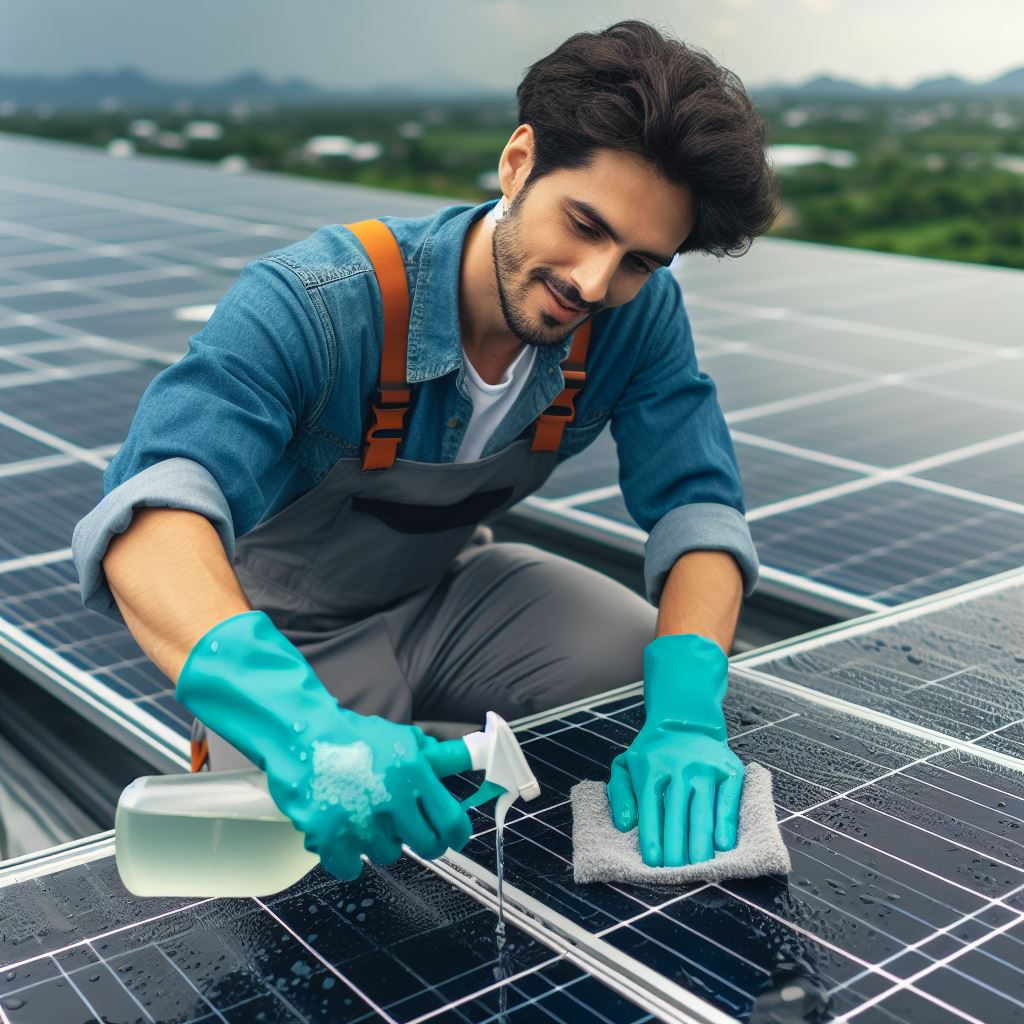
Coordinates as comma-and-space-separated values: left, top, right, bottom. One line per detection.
3, 0, 1022, 93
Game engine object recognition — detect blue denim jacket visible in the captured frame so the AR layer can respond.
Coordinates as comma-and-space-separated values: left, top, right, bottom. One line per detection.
72, 198, 758, 622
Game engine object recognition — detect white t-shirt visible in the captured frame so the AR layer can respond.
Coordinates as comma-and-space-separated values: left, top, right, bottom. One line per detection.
454, 193, 537, 464
455, 341, 536, 463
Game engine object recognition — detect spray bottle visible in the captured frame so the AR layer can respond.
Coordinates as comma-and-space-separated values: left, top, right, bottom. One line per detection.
115, 711, 539, 898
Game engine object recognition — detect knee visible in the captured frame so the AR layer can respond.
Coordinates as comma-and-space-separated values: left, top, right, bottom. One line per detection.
568, 610, 653, 692
522, 594, 656, 715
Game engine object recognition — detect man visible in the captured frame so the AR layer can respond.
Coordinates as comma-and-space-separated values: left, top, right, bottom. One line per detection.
73, 20, 779, 879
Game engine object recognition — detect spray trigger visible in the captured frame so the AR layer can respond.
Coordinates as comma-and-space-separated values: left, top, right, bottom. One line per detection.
427, 711, 540, 829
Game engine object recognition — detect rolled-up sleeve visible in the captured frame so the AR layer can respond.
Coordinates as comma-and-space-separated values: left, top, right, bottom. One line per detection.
71, 257, 330, 622
609, 271, 759, 605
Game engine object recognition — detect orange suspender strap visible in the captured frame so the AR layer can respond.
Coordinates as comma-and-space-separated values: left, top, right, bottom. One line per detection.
190, 734, 208, 773
531, 320, 593, 452
344, 219, 412, 472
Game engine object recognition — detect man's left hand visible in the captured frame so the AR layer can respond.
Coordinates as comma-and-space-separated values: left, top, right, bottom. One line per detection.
606, 633, 744, 867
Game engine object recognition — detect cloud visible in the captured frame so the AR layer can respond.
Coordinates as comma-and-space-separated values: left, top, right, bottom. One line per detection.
799, 0, 834, 13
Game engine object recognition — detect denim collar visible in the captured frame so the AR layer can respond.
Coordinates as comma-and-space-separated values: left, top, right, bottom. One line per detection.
405, 198, 575, 384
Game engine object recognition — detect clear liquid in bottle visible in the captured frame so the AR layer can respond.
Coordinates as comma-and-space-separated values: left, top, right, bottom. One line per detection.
115, 769, 318, 898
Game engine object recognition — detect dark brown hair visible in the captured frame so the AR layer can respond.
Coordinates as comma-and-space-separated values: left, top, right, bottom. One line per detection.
516, 20, 780, 258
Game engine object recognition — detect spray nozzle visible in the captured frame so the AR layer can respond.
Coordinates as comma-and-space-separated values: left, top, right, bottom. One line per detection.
427, 711, 540, 828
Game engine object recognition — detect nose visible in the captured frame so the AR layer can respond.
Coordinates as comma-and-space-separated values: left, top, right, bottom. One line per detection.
568, 249, 619, 308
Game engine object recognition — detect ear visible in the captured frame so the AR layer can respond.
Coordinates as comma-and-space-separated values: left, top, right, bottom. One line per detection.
498, 124, 535, 201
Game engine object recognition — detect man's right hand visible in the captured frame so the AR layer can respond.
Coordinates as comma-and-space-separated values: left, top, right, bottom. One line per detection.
176, 610, 472, 880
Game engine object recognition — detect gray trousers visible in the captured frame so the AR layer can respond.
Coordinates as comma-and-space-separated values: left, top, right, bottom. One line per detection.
204, 541, 657, 770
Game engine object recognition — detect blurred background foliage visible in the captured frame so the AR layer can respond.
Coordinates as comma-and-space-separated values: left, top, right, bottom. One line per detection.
3, 91, 1023, 269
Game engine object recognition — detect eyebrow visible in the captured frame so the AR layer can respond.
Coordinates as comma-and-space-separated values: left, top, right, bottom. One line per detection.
566, 198, 675, 268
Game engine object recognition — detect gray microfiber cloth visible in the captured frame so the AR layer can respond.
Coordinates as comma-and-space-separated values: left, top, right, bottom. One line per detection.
571, 763, 791, 884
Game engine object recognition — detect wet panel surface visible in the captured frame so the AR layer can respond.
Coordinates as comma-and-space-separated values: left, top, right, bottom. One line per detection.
748, 580, 1024, 742
750, 482, 1024, 606
444, 658, 1024, 1023
5, 593, 1024, 1022
0, 852, 651, 1024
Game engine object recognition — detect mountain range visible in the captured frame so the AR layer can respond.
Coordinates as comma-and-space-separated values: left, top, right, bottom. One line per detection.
1, 66, 1023, 111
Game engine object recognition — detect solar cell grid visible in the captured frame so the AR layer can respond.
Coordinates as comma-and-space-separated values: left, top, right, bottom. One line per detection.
698, 350, 866, 416
733, 443, 866, 511
0, 848, 654, 1024
710, 319, 977, 374
7, 572, 1019, 1022
0, 561, 168, 705
672, 239, 980, 306
0, 423, 57, 463
733, 383, 1022, 467
0, 325, 69, 347
0, 362, 162, 447
0, 343, 134, 370
0, 462, 103, 561
742, 576, 1024, 755
439, 582, 1024, 1022
99, 274, 220, 301
820, 278, 1023, 351
0, 288, 106, 316
749, 482, 1024, 605
923, 356, 1024, 410
5, 253, 146, 280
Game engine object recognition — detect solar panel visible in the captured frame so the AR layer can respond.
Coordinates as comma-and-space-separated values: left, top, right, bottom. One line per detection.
0, 838, 654, 1024
2, 132, 1023, 1022
0, 463, 104, 561
437, 570, 1024, 1022
520, 240, 1024, 616
3, 570, 1022, 1023
918, 439, 1024, 506
740, 569, 1024, 756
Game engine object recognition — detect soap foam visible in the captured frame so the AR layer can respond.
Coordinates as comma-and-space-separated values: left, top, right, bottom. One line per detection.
310, 740, 391, 836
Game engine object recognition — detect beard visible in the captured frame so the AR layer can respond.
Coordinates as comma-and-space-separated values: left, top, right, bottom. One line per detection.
490, 191, 593, 348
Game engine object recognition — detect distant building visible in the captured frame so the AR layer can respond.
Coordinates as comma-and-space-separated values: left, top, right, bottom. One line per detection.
184, 121, 224, 141
303, 135, 356, 159
129, 119, 159, 139
218, 155, 250, 173
768, 144, 857, 171
156, 131, 185, 151
106, 139, 135, 159
302, 135, 382, 163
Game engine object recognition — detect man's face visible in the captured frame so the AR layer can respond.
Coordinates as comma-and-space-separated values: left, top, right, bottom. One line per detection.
491, 148, 695, 348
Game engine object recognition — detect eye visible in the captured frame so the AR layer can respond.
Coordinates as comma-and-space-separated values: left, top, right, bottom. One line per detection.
570, 215, 656, 275
570, 217, 599, 239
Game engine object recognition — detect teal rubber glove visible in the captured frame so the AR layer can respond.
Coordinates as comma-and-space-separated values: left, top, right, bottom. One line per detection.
606, 633, 744, 868
176, 610, 473, 881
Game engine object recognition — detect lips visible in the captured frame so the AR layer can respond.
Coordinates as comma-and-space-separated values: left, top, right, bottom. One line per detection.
543, 281, 583, 316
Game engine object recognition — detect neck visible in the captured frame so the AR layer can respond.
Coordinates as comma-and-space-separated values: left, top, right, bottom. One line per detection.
458, 206, 526, 385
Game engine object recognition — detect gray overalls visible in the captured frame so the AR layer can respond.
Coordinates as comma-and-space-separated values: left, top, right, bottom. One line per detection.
192, 218, 656, 772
